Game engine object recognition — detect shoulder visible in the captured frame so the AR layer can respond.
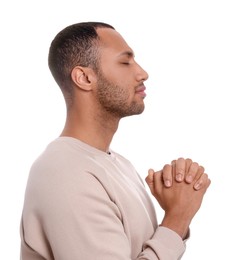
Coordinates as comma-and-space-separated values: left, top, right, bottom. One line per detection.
26, 137, 114, 199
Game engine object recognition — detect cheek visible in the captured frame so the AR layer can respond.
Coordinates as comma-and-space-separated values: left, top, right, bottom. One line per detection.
102, 64, 133, 83
113, 72, 134, 90
99, 67, 135, 97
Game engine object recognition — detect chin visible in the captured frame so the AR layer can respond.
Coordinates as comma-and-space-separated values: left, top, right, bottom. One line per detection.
128, 106, 145, 117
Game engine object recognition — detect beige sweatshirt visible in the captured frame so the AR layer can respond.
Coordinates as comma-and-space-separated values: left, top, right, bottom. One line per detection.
20, 137, 187, 260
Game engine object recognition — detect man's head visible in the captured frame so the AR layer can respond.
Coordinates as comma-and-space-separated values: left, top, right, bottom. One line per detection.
48, 22, 114, 99
48, 22, 148, 117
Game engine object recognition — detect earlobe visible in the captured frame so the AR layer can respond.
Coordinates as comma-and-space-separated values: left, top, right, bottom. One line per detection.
71, 66, 95, 91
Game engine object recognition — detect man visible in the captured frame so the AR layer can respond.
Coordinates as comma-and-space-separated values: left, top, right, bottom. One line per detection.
20, 22, 211, 259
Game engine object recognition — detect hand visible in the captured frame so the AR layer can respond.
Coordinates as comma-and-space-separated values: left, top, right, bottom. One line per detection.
145, 158, 211, 238
159, 157, 208, 190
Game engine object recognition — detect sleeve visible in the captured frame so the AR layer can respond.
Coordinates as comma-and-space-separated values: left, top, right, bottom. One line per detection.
41, 171, 131, 260
40, 171, 188, 260
139, 227, 188, 260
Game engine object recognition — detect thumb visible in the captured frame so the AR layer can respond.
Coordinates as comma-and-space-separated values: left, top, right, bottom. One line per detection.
145, 169, 155, 194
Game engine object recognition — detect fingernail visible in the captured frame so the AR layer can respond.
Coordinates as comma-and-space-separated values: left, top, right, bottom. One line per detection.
194, 182, 201, 190
176, 174, 183, 182
165, 180, 171, 187
186, 175, 193, 183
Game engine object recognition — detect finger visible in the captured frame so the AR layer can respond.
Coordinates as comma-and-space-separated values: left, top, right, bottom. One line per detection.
162, 164, 172, 187
153, 170, 163, 193
171, 159, 176, 179
185, 162, 200, 183
175, 157, 186, 182
145, 169, 155, 194
194, 173, 210, 191
185, 158, 193, 172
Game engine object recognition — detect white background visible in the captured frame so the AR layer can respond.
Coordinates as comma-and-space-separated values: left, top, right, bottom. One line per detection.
1, 0, 233, 259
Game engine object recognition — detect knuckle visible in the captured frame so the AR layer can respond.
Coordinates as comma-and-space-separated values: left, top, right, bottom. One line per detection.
203, 173, 209, 179
185, 158, 192, 163
199, 165, 205, 172
177, 157, 185, 161
177, 168, 184, 174
192, 162, 199, 167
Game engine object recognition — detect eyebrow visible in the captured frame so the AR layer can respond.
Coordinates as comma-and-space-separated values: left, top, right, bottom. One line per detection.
118, 51, 135, 58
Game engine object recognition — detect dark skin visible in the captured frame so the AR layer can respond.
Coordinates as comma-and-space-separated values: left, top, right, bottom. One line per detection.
61, 27, 211, 238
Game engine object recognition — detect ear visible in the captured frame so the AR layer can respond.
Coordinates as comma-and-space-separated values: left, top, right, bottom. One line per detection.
71, 66, 96, 91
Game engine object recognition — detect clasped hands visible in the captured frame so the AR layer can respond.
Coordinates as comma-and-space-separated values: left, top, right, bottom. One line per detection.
145, 157, 211, 238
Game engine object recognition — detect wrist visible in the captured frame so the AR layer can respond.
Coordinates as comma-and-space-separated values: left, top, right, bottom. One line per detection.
160, 214, 191, 239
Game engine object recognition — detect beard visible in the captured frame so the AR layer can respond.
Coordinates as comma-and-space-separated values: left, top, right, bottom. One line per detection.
96, 70, 145, 118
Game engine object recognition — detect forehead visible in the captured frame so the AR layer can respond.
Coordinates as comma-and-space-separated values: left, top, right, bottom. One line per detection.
97, 28, 134, 57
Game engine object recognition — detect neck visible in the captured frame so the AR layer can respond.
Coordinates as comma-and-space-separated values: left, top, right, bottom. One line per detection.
60, 110, 120, 153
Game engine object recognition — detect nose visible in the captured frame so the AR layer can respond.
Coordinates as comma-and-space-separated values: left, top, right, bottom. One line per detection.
136, 63, 149, 82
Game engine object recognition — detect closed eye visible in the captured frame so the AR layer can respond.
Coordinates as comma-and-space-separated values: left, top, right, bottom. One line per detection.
118, 50, 135, 65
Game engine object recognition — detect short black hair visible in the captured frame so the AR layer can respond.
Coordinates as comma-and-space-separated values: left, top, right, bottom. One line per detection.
48, 22, 115, 96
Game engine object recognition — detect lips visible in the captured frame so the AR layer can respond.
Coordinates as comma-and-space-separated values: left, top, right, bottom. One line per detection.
135, 85, 146, 97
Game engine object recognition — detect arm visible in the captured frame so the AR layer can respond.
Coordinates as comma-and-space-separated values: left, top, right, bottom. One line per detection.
38, 171, 189, 260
